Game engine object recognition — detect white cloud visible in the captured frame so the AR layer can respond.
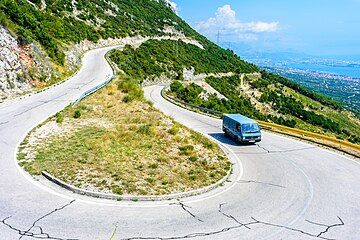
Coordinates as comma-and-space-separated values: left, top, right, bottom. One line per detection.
237, 33, 258, 42
196, 5, 279, 41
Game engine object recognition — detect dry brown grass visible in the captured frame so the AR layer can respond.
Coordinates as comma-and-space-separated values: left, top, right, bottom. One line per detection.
18, 77, 230, 196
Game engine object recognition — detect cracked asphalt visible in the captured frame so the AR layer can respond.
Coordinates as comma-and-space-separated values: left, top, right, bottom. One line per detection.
0, 46, 359, 240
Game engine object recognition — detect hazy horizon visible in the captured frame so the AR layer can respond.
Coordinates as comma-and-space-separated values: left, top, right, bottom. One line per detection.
174, 0, 360, 59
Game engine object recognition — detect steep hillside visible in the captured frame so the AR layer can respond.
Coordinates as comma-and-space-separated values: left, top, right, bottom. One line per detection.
1, 0, 359, 143
0, 0, 194, 64
165, 74, 360, 143
108, 39, 258, 83
107, 40, 359, 143
0, 27, 30, 100
0, 0, 210, 100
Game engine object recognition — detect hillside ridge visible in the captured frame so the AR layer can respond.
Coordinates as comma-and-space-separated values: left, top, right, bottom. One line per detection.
1, 0, 359, 143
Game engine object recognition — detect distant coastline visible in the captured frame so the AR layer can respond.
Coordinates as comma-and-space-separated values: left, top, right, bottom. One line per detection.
247, 58, 360, 79
256, 64, 359, 115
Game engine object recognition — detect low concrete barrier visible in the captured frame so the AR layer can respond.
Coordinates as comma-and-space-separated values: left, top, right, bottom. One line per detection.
42, 167, 231, 201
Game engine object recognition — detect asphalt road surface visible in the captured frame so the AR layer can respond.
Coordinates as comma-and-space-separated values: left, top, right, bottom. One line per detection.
0, 46, 359, 240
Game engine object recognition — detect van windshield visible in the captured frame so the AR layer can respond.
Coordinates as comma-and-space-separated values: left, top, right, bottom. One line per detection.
241, 123, 260, 133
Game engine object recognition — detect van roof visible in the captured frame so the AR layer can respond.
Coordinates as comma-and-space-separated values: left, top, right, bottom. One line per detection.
224, 114, 258, 124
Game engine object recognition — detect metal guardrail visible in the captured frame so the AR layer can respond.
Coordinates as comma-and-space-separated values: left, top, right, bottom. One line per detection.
161, 86, 360, 155
72, 74, 113, 106
72, 52, 116, 107
257, 120, 360, 151
161, 87, 223, 117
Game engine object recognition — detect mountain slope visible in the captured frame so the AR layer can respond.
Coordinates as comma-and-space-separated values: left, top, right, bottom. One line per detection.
1, 0, 193, 64
0, 0, 198, 99
1, 0, 359, 143
107, 40, 359, 143
0, 0, 256, 100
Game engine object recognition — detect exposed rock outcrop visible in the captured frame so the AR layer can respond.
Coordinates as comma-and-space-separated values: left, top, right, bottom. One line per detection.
0, 27, 54, 102
0, 27, 31, 101
1, 23, 204, 102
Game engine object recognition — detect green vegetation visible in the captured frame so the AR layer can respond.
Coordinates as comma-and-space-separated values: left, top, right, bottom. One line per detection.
0, 0, 199, 64
259, 89, 340, 133
260, 71, 343, 110
55, 112, 63, 123
168, 76, 360, 143
73, 110, 81, 118
169, 79, 295, 127
18, 76, 229, 195
118, 77, 144, 102
109, 40, 258, 82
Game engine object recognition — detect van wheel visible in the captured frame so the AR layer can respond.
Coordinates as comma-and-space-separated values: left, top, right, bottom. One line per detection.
234, 136, 241, 144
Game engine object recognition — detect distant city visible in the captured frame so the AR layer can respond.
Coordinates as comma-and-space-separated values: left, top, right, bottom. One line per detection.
231, 49, 360, 115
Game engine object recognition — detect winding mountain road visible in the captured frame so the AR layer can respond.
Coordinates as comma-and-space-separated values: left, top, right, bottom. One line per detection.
0, 46, 359, 240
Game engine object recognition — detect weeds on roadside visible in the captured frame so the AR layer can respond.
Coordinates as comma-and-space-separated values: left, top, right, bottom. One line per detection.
17, 79, 230, 196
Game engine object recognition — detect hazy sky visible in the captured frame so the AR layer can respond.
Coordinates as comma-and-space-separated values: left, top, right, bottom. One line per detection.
172, 0, 360, 56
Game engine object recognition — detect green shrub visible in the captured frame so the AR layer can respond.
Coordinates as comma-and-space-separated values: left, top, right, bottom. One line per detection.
167, 125, 179, 135
145, 177, 155, 184
73, 110, 81, 118
148, 163, 158, 169
189, 175, 198, 181
179, 145, 194, 151
55, 112, 63, 123
188, 155, 198, 162
138, 125, 151, 135
122, 95, 133, 103
179, 145, 194, 156
112, 186, 123, 195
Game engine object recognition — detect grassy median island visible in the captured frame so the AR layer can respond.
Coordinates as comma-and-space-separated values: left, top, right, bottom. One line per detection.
18, 76, 230, 196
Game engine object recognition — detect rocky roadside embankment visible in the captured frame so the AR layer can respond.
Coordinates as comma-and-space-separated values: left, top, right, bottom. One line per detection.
1, 24, 203, 103
0, 26, 54, 103
0, 27, 32, 101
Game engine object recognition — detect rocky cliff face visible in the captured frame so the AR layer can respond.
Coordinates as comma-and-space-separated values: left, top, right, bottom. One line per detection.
0, 27, 56, 102
0, 27, 31, 101
1, 22, 202, 102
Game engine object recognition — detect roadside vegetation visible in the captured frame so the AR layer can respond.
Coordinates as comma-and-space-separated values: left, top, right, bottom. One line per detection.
167, 77, 360, 144
0, 0, 194, 65
0, 0, 210, 93
18, 75, 229, 196
107, 40, 359, 144
107, 39, 358, 143
108, 40, 258, 82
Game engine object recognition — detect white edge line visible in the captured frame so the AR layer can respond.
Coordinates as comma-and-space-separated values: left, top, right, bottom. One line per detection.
13, 121, 244, 208
12, 53, 244, 209
260, 159, 315, 240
